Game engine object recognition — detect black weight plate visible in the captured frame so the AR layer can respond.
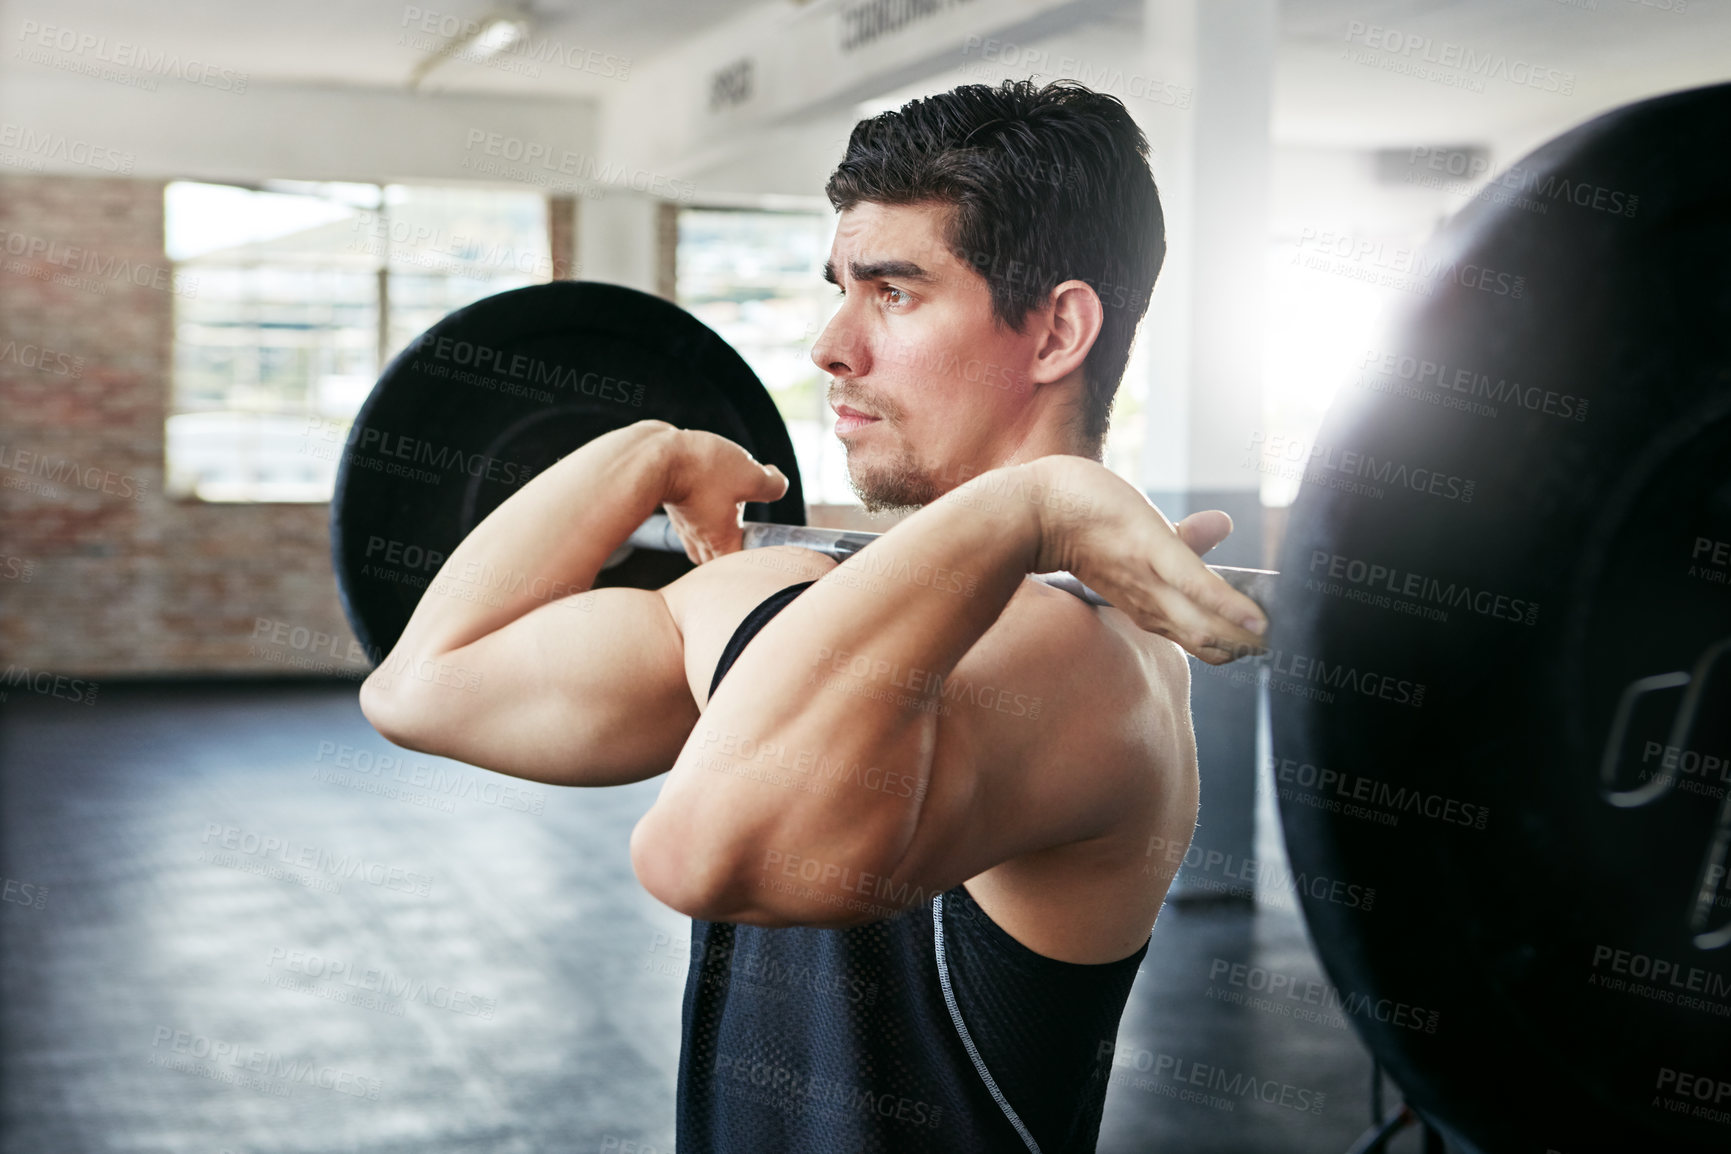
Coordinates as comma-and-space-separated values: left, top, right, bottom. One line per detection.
329, 281, 805, 658
1271, 83, 1731, 1153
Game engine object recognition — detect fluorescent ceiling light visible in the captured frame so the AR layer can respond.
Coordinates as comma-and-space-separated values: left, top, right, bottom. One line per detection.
473, 18, 526, 58
407, 8, 532, 90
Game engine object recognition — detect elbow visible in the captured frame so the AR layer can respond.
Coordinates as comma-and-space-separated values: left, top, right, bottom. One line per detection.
630, 810, 742, 921
359, 668, 435, 753
629, 809, 900, 928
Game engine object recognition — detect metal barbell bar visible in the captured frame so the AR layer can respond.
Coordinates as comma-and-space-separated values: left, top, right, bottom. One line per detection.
620, 512, 1280, 614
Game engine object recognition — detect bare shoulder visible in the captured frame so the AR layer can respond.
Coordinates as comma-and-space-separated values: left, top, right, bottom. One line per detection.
954, 583, 1200, 964
660, 546, 840, 708
657, 551, 1199, 963
955, 578, 1193, 791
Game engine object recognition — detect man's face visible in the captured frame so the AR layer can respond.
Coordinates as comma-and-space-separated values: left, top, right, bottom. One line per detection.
812, 201, 1050, 514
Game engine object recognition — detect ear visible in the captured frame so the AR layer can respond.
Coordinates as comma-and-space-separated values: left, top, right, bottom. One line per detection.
1028, 279, 1104, 386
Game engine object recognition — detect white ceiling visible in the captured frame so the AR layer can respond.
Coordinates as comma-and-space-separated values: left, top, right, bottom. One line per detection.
2, 0, 1725, 157
1275, 0, 1731, 153
0, 0, 781, 98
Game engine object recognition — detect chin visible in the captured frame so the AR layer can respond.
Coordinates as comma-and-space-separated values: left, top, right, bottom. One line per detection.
845, 444, 944, 514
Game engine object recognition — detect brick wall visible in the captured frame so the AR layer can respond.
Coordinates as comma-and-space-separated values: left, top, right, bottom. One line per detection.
548, 194, 578, 280
1, 173, 352, 678
0, 174, 911, 679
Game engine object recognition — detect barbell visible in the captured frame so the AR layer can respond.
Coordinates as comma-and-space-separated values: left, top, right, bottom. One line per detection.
328, 278, 1274, 660
328, 79, 1731, 1154
1267, 81, 1730, 1154
620, 513, 1278, 610
330, 277, 804, 659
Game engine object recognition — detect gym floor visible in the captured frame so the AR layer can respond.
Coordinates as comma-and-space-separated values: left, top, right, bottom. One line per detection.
0, 680, 1439, 1154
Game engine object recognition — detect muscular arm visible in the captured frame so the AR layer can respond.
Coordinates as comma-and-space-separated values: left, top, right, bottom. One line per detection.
358, 419, 783, 786
630, 456, 1263, 928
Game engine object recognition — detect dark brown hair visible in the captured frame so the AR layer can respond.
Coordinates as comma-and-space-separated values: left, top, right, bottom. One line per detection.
825, 79, 1166, 450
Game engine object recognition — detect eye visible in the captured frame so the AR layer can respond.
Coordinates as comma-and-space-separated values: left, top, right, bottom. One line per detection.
882, 286, 909, 306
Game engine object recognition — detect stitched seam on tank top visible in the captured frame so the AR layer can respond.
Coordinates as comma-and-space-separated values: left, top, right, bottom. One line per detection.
933, 892, 1043, 1154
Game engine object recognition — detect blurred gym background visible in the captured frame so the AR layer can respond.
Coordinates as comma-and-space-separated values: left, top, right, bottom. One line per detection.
1, 1, 1725, 1151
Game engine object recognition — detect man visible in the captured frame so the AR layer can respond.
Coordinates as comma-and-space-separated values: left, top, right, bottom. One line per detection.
361, 79, 1266, 1153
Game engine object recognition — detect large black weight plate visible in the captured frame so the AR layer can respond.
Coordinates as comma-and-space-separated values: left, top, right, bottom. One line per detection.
1272, 83, 1731, 1152
330, 281, 805, 658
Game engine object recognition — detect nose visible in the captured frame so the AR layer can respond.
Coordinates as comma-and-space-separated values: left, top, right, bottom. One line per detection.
811, 304, 868, 379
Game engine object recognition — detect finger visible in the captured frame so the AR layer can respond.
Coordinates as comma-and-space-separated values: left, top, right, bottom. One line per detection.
753, 464, 790, 504
1146, 529, 1268, 637
665, 513, 705, 565
1125, 565, 1266, 658
1132, 602, 1242, 665
1176, 510, 1233, 557
711, 515, 747, 557
1142, 576, 1264, 660
1200, 632, 1265, 664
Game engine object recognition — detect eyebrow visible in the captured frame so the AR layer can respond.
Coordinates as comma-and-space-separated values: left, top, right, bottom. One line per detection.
821, 258, 935, 286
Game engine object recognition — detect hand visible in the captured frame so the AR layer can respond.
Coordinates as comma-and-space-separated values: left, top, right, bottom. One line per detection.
660, 428, 790, 564
1023, 456, 1268, 664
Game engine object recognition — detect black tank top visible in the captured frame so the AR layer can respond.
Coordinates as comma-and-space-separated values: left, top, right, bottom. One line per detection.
675, 580, 1150, 1153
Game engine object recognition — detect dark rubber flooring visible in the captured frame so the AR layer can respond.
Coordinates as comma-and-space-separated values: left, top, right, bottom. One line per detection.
0, 681, 1433, 1153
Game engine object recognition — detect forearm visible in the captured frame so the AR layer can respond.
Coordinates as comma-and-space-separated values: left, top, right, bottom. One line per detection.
383, 419, 677, 663
646, 459, 1065, 919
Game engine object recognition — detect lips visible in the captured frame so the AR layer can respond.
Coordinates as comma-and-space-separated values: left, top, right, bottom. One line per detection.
832, 403, 881, 437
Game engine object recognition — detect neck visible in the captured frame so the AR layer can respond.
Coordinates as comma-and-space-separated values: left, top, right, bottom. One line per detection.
981, 379, 1096, 470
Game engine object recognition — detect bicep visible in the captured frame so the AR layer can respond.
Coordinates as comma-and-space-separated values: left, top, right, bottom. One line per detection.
368, 587, 696, 787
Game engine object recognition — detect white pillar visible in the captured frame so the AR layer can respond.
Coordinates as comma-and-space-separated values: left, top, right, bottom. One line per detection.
1135, 0, 1275, 511
1132, 0, 1198, 498
576, 191, 662, 295
1186, 0, 1276, 496
1137, 0, 1278, 904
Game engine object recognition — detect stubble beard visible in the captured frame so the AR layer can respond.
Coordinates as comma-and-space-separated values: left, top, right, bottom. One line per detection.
843, 428, 945, 514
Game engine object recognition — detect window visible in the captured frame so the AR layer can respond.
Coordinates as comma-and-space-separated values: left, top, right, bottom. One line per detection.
675, 207, 847, 504
165, 181, 549, 502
